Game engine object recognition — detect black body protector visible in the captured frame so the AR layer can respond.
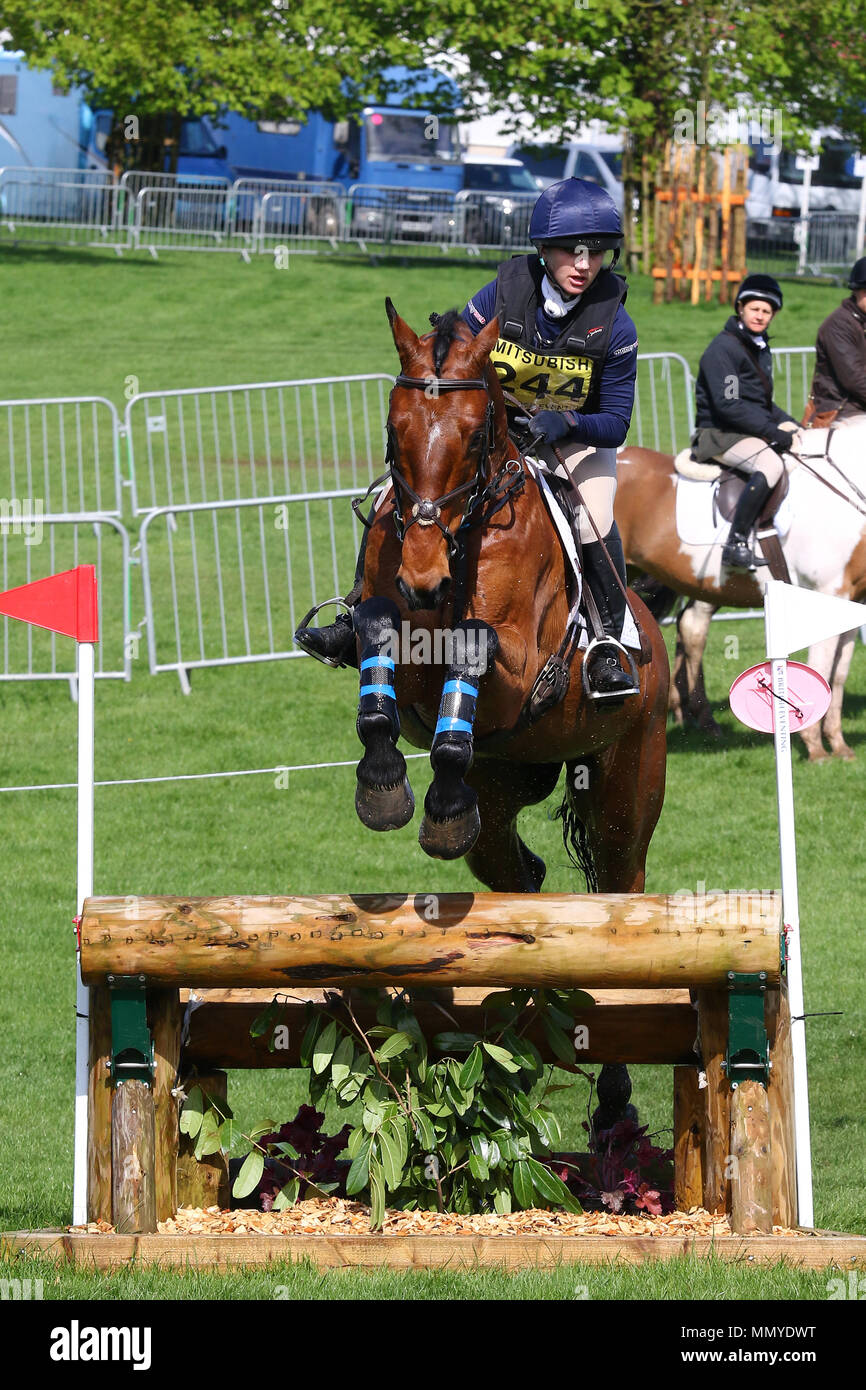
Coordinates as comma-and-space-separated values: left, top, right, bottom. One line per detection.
490, 255, 627, 415
492, 255, 639, 706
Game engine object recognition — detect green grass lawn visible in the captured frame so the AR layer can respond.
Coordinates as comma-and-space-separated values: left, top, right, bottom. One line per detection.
0, 246, 863, 1301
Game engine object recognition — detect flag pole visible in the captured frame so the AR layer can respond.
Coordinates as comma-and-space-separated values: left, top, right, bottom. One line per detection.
764, 582, 814, 1228
72, 636, 95, 1227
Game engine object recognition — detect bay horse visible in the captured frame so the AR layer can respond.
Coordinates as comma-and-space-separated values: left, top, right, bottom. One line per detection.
615, 430, 866, 761
349, 300, 669, 898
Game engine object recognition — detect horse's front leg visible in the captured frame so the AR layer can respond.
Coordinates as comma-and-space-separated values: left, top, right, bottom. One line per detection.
353, 597, 415, 831
419, 620, 499, 860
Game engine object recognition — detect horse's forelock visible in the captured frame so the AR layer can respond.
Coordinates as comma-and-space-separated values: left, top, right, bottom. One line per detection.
430, 308, 469, 376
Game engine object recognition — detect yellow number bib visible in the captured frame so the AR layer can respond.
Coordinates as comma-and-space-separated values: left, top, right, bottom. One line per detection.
489, 338, 597, 411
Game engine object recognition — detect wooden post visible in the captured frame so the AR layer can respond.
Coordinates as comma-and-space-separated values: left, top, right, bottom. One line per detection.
691, 149, 706, 306
149, 988, 182, 1223
697, 989, 732, 1213
767, 983, 798, 1227
730, 1079, 773, 1234
87, 983, 112, 1223
111, 1080, 157, 1234
673, 1066, 704, 1210
720, 149, 732, 304
177, 1070, 230, 1212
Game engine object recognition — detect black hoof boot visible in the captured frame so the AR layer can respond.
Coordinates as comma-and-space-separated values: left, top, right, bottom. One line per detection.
294, 611, 357, 667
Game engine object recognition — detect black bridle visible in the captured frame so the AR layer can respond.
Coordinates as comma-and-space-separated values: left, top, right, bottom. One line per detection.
386, 374, 495, 556
378, 372, 525, 560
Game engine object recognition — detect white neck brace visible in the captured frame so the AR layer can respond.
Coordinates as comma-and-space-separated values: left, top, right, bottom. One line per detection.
541, 272, 580, 319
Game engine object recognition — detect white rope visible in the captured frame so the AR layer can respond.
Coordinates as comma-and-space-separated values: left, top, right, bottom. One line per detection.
0, 752, 430, 794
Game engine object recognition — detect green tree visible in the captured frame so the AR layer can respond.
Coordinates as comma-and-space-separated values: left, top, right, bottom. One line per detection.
0, 0, 446, 172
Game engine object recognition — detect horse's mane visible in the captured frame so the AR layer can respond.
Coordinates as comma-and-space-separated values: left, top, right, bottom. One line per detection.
429, 308, 467, 375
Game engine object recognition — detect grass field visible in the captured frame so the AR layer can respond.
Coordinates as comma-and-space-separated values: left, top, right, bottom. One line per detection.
1, 246, 863, 1302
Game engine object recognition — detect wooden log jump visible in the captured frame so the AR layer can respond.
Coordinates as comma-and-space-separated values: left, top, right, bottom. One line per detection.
80, 891, 797, 1242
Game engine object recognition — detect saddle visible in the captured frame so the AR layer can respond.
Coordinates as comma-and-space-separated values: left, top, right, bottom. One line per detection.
673, 448, 791, 581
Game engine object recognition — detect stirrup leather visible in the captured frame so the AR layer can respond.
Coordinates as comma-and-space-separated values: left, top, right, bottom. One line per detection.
581, 636, 640, 701
294, 595, 354, 668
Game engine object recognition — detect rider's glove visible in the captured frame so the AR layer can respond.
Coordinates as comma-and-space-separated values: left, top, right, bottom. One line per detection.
523, 410, 573, 447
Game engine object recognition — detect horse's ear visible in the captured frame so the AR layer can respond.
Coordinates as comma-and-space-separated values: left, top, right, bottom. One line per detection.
385, 297, 422, 369
467, 315, 500, 370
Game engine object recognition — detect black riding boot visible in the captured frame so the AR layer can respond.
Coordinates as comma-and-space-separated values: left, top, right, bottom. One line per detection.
293, 529, 368, 668
581, 526, 639, 699
721, 473, 771, 571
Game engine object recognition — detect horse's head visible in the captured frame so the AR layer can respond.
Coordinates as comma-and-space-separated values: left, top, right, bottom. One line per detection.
385, 298, 509, 610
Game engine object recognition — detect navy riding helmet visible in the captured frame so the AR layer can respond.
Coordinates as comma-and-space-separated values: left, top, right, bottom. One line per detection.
529, 177, 623, 265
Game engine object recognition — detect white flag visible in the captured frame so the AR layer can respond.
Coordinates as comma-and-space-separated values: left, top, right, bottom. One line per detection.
765, 580, 866, 658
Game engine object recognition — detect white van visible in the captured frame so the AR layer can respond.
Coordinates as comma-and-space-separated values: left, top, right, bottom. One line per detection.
747, 134, 862, 240
508, 141, 624, 213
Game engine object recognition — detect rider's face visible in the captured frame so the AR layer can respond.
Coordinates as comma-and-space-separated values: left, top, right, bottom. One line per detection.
542, 244, 605, 298
855, 287, 866, 313
738, 299, 776, 333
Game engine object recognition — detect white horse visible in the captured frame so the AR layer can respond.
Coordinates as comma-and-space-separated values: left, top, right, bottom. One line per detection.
615, 420, 866, 761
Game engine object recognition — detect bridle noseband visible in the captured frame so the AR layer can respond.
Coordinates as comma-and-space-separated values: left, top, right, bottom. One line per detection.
386, 374, 498, 557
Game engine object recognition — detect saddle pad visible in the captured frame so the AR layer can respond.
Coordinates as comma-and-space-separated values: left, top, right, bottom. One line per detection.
675, 474, 794, 546
526, 455, 641, 652
673, 447, 722, 481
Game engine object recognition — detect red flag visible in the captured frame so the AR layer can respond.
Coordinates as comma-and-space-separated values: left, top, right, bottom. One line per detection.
0, 565, 98, 642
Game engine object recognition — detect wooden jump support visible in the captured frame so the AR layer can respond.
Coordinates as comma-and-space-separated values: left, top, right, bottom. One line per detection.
6, 892, 866, 1269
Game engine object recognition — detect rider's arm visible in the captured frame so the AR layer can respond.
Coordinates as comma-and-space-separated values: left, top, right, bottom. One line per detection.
819, 312, 866, 408
561, 308, 638, 449
461, 282, 497, 334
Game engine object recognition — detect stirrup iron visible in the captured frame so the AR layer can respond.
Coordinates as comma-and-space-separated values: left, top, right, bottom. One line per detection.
581, 636, 640, 701
294, 596, 353, 668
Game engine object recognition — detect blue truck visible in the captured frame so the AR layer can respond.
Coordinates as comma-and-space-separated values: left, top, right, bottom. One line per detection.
0, 54, 463, 237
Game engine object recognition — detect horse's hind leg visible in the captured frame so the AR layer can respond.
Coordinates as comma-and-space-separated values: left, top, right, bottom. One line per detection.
675, 600, 721, 737
464, 758, 562, 892
802, 628, 858, 762
353, 597, 414, 831
419, 621, 499, 860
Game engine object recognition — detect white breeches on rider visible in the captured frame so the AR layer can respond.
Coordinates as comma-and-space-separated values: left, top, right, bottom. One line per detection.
538, 439, 618, 542
712, 422, 800, 488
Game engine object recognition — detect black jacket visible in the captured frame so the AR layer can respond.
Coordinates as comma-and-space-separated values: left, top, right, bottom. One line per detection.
694, 316, 797, 447
811, 295, 866, 417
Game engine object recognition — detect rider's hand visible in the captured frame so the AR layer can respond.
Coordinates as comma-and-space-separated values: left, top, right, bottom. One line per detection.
523, 410, 572, 447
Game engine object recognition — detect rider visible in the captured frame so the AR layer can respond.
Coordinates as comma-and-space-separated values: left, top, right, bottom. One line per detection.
693, 273, 800, 571
809, 257, 866, 425
296, 177, 639, 697
459, 176, 640, 698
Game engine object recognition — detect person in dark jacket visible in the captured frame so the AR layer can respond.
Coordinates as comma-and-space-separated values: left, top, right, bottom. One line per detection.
297, 179, 640, 698
809, 257, 866, 423
693, 273, 800, 570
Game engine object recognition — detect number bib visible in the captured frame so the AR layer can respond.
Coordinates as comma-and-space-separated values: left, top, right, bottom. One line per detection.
489, 338, 597, 411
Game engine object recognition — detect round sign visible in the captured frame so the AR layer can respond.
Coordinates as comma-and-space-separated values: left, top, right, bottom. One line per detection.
729, 661, 831, 734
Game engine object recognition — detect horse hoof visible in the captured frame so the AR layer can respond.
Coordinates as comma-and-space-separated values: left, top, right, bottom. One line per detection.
418, 805, 481, 860
355, 777, 415, 831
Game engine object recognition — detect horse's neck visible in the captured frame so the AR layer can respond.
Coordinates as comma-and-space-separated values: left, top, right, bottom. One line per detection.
825, 420, 866, 476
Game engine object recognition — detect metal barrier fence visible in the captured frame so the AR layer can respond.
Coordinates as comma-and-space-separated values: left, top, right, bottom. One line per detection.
123, 374, 393, 517
129, 355, 694, 685
0, 395, 124, 516
746, 213, 862, 279
1, 513, 132, 689
0, 353, 818, 689
0, 167, 119, 248
771, 347, 816, 420
138, 490, 363, 691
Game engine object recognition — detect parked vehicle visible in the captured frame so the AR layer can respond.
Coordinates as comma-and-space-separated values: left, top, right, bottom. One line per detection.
459, 156, 537, 245
747, 133, 863, 246
508, 140, 624, 213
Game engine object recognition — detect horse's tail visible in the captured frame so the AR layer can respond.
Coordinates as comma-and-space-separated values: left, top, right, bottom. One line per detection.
555, 762, 598, 892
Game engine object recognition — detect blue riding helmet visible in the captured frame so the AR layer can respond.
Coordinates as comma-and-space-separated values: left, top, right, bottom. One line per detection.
529, 177, 623, 256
